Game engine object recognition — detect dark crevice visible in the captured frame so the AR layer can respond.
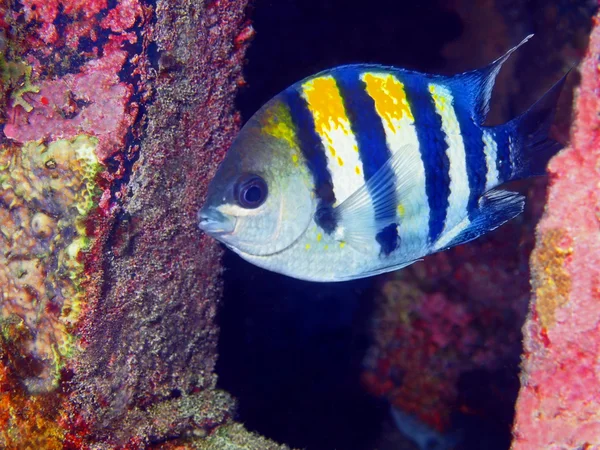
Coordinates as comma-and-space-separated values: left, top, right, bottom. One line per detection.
105, 24, 150, 206
217, 250, 383, 450
147, 41, 160, 71
53, 4, 69, 38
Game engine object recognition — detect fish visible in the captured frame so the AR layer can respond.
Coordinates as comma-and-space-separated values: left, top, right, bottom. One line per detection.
198, 35, 566, 282
390, 406, 461, 450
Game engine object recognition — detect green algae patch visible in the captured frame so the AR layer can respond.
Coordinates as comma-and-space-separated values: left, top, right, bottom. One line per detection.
0, 57, 39, 116
194, 423, 291, 450
0, 135, 103, 394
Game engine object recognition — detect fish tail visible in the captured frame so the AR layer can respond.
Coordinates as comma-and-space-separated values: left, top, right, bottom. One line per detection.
506, 72, 568, 181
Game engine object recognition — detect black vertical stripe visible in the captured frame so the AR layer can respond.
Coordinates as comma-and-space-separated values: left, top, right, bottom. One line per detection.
401, 74, 450, 243
334, 68, 399, 255
454, 110, 486, 220
282, 88, 338, 234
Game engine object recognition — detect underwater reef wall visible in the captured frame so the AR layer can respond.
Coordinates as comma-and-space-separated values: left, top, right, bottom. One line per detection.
0, 0, 287, 448
511, 11, 600, 449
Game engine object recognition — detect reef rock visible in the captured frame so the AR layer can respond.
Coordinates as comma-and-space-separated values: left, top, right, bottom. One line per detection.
512, 11, 600, 450
0, 0, 288, 448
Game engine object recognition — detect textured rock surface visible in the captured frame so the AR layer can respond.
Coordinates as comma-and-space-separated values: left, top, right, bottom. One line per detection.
0, 137, 102, 395
66, 0, 255, 445
0, 0, 288, 447
512, 11, 600, 449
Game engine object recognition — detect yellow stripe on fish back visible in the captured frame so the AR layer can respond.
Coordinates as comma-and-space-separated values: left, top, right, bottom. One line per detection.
361, 71, 430, 250
361, 72, 414, 126
300, 76, 365, 204
259, 100, 302, 167
360, 72, 420, 157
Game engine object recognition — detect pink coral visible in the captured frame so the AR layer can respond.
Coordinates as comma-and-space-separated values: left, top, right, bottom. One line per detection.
4, 44, 135, 162
512, 13, 600, 449
101, 0, 144, 33
20, 0, 59, 24
363, 214, 534, 431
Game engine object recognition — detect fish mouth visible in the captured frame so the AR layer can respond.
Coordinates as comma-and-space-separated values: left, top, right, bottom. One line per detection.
197, 206, 236, 235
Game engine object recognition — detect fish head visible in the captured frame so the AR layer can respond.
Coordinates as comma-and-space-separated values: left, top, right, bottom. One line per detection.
198, 101, 315, 256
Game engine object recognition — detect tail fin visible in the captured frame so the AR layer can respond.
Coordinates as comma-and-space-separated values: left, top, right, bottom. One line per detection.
508, 72, 568, 180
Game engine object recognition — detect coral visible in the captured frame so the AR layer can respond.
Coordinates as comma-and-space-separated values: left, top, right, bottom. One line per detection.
362, 212, 534, 433
1, 0, 289, 447
5, 62, 39, 113
512, 12, 600, 449
0, 137, 103, 448
19, 0, 112, 50
194, 423, 290, 450
0, 360, 65, 449
0, 41, 38, 124
0, 136, 102, 394
4, 45, 136, 162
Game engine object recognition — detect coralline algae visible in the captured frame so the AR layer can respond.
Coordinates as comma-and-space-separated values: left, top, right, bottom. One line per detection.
512, 11, 600, 449
4, 48, 136, 162
0, 136, 101, 394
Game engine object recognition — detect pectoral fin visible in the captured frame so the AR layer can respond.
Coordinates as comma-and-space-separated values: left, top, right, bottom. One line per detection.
333, 144, 422, 249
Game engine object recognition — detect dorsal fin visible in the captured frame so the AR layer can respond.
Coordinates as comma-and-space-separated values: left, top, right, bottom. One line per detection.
448, 34, 533, 125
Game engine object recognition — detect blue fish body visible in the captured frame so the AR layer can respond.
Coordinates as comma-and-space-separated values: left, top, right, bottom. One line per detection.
198, 35, 566, 281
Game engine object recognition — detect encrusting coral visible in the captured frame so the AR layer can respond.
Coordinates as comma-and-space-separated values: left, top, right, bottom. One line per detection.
0, 0, 289, 448
0, 136, 102, 394
512, 11, 600, 449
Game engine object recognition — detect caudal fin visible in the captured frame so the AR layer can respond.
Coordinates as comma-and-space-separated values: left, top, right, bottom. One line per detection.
508, 72, 568, 180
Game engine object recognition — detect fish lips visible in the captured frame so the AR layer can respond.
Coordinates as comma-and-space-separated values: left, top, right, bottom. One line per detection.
197, 206, 236, 235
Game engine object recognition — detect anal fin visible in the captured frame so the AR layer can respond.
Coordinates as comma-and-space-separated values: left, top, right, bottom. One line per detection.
434, 190, 525, 252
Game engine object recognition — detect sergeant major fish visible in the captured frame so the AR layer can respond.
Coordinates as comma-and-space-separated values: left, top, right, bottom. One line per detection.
198, 35, 566, 282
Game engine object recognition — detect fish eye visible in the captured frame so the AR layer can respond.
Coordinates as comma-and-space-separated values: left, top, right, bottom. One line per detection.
234, 174, 268, 209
